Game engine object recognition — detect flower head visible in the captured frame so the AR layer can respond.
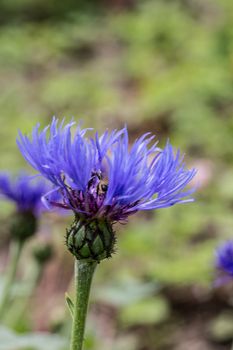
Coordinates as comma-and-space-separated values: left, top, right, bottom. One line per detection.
0, 172, 49, 216
17, 118, 196, 221
0, 172, 51, 241
215, 241, 233, 280
17, 118, 196, 260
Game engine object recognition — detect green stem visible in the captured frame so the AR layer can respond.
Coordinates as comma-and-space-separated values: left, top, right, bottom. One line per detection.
11, 261, 42, 326
0, 239, 23, 320
70, 260, 97, 350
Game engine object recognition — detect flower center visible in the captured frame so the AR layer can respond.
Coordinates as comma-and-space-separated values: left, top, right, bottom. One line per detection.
88, 172, 108, 199
65, 172, 109, 215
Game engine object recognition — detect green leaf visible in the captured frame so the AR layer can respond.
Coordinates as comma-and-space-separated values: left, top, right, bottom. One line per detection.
208, 312, 233, 342
65, 292, 74, 319
95, 279, 158, 307
119, 296, 170, 327
0, 326, 66, 350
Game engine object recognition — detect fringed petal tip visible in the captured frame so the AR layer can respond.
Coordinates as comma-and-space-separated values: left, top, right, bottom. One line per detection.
17, 117, 196, 221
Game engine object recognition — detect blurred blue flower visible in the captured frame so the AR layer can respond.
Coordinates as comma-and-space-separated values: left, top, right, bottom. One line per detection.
17, 118, 196, 222
216, 241, 233, 279
0, 172, 49, 215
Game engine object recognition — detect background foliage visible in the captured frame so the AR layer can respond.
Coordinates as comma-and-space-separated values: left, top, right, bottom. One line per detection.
0, 0, 233, 349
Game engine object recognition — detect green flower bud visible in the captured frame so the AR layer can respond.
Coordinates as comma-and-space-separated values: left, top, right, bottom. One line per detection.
10, 211, 37, 242
33, 243, 53, 266
66, 217, 116, 262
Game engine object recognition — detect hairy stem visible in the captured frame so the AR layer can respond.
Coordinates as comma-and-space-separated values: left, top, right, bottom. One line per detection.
0, 239, 23, 320
70, 260, 97, 350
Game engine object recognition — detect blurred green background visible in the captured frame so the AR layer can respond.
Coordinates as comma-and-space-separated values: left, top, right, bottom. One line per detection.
0, 0, 233, 349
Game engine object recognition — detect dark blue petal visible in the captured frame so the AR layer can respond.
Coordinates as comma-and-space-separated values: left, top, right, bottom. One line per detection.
216, 241, 233, 278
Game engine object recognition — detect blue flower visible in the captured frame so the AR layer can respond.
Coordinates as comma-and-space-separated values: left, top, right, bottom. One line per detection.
215, 241, 233, 278
17, 118, 196, 222
0, 172, 49, 216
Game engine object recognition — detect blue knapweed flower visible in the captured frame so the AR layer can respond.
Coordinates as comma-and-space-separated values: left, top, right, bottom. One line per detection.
0, 172, 48, 215
215, 241, 233, 282
17, 118, 196, 261
0, 172, 50, 240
